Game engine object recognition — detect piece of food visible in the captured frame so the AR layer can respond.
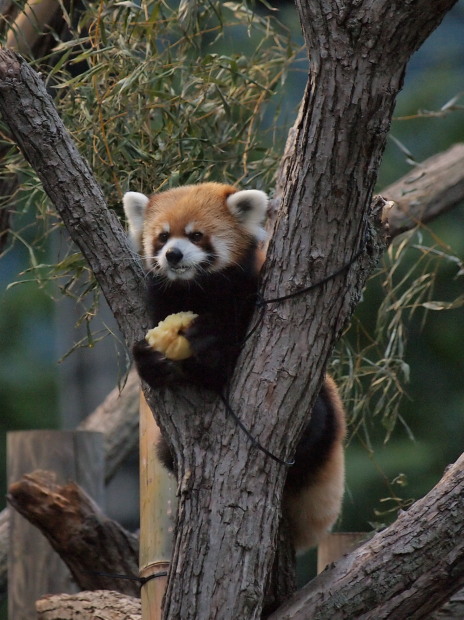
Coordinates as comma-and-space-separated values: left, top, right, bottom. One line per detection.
145, 311, 198, 360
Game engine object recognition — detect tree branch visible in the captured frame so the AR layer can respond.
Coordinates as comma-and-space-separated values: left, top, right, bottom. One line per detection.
7, 470, 140, 597
269, 452, 464, 619
383, 143, 464, 238
0, 51, 148, 344
36, 590, 141, 620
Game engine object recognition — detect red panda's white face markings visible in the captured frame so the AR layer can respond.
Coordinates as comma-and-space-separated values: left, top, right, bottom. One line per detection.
144, 215, 236, 281
148, 222, 217, 281
123, 183, 268, 282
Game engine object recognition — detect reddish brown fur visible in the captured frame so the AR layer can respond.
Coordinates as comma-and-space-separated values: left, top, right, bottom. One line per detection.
143, 183, 258, 266
284, 376, 346, 550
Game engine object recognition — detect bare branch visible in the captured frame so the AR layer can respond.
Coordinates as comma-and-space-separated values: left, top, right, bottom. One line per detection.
383, 143, 464, 238
269, 452, 464, 619
7, 471, 139, 597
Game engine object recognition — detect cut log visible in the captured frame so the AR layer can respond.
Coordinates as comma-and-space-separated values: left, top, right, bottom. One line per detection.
36, 590, 141, 620
8, 470, 139, 597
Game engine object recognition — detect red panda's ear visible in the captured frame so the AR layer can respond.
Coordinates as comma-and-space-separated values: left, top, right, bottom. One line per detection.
123, 191, 149, 251
226, 190, 268, 241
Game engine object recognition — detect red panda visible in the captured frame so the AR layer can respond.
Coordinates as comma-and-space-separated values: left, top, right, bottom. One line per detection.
124, 182, 346, 552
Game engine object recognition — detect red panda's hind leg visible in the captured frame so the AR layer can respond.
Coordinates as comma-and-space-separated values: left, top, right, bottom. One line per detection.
283, 376, 346, 553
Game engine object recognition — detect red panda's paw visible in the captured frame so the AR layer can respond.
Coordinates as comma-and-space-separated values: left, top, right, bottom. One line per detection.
132, 339, 182, 388
183, 314, 223, 368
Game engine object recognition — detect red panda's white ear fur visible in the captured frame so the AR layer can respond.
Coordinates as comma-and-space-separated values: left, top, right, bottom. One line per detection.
226, 190, 268, 242
123, 191, 149, 251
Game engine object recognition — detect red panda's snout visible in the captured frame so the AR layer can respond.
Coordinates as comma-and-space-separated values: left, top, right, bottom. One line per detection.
155, 234, 218, 281
165, 247, 183, 266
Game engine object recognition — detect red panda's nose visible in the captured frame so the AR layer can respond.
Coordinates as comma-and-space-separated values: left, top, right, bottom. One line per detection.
166, 247, 183, 266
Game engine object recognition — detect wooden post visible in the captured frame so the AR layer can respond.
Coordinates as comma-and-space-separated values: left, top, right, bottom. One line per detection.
317, 532, 368, 574
7, 430, 104, 620
139, 394, 176, 620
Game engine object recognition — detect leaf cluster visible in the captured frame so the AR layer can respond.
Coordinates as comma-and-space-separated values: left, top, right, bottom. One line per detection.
0, 0, 294, 326
336, 227, 463, 441
48, 0, 293, 202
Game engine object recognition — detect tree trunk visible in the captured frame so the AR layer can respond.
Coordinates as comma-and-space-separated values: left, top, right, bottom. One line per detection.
0, 0, 458, 617
2, 139, 464, 603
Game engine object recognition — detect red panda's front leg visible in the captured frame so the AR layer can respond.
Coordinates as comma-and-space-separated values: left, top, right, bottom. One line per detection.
132, 339, 183, 388
133, 313, 232, 392
182, 309, 251, 391
183, 314, 224, 364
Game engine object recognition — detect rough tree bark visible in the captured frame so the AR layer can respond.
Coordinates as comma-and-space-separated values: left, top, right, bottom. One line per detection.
8, 471, 140, 597
36, 590, 141, 620
0, 0, 459, 617
268, 451, 464, 619
382, 142, 464, 237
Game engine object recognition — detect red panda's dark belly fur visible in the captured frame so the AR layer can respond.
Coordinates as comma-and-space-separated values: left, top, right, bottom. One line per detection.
145, 245, 260, 391
146, 266, 258, 344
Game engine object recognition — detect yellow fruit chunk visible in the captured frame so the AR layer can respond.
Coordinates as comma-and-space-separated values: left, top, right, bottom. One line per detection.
145, 311, 198, 361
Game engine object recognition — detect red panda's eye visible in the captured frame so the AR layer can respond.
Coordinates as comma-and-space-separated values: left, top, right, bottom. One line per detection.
189, 231, 203, 243
158, 231, 169, 243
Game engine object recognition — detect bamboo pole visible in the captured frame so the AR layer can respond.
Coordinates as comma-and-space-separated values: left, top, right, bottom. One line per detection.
139, 393, 177, 620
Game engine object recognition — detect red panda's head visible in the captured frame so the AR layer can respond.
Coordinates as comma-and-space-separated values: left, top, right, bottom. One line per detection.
123, 183, 268, 282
